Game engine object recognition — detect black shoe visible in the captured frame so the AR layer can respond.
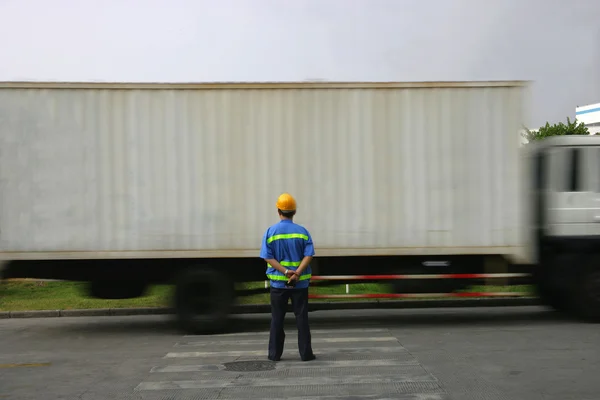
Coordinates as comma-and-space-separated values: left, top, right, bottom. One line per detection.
301, 354, 316, 362
268, 356, 281, 362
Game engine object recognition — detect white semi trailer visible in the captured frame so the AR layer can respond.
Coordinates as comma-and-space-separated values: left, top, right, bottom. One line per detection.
0, 81, 598, 332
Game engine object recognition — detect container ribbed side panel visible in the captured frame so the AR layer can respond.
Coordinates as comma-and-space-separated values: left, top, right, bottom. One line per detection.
0, 84, 526, 257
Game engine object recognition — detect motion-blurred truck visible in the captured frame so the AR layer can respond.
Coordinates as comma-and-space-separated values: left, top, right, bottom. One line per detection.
1, 81, 598, 332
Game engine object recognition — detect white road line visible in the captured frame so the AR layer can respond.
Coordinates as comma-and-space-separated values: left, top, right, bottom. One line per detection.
164, 346, 408, 358
175, 337, 398, 346
183, 328, 389, 338
135, 375, 437, 390
158, 396, 447, 400
150, 359, 419, 373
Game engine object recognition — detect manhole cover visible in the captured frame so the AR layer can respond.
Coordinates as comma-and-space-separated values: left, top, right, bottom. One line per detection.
223, 360, 276, 372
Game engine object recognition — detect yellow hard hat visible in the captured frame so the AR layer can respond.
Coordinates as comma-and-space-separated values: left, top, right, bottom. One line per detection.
276, 193, 296, 211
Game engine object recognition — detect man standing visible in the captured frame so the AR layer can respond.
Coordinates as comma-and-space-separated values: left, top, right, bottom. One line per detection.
260, 193, 316, 362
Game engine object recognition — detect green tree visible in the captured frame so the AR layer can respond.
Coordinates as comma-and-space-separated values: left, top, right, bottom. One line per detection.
522, 117, 589, 143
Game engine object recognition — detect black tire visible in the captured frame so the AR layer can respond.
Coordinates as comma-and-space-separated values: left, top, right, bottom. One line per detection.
173, 268, 235, 334
534, 268, 569, 312
536, 283, 569, 312
533, 255, 576, 314
572, 257, 600, 322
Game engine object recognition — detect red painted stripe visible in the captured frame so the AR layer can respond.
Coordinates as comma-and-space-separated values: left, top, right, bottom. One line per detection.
310, 273, 529, 281
308, 292, 528, 299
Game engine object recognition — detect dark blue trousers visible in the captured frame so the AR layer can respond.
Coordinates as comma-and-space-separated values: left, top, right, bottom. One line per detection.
268, 287, 314, 361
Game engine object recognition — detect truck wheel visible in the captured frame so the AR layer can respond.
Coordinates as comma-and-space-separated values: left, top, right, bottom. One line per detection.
173, 268, 234, 334
534, 270, 569, 312
536, 284, 569, 312
534, 255, 574, 313
573, 258, 600, 322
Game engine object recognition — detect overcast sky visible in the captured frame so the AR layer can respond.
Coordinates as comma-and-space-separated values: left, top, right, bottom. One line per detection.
0, 0, 598, 128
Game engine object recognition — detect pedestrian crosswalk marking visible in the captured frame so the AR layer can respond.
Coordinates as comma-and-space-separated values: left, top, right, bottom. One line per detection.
150, 359, 419, 373
136, 374, 438, 390
164, 346, 408, 358
176, 336, 398, 347
135, 328, 448, 398
183, 328, 389, 338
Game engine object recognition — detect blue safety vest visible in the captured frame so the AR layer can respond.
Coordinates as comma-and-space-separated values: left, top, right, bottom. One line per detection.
259, 219, 315, 289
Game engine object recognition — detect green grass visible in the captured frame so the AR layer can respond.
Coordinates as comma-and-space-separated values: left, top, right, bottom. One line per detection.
0, 281, 172, 311
0, 280, 534, 312
467, 284, 533, 294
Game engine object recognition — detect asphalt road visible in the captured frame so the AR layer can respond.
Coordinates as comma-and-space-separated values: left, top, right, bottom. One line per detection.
0, 306, 599, 400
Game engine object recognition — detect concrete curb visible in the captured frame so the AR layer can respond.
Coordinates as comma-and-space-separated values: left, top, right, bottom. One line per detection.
0, 307, 173, 319
0, 297, 541, 319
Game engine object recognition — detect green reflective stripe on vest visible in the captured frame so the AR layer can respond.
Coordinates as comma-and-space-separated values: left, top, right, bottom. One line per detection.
267, 274, 312, 281
281, 261, 301, 267
266, 233, 309, 244
266, 261, 301, 268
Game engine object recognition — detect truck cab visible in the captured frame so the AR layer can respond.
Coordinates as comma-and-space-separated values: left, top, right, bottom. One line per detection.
528, 135, 600, 320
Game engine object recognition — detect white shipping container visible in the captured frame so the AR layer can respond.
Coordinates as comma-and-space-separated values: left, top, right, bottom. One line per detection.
0, 81, 529, 262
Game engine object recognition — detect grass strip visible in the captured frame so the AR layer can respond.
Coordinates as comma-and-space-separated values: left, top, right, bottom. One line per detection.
0, 280, 534, 312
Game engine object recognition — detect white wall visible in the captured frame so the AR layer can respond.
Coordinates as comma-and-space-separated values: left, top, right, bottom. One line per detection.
587, 125, 600, 135
576, 102, 600, 135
